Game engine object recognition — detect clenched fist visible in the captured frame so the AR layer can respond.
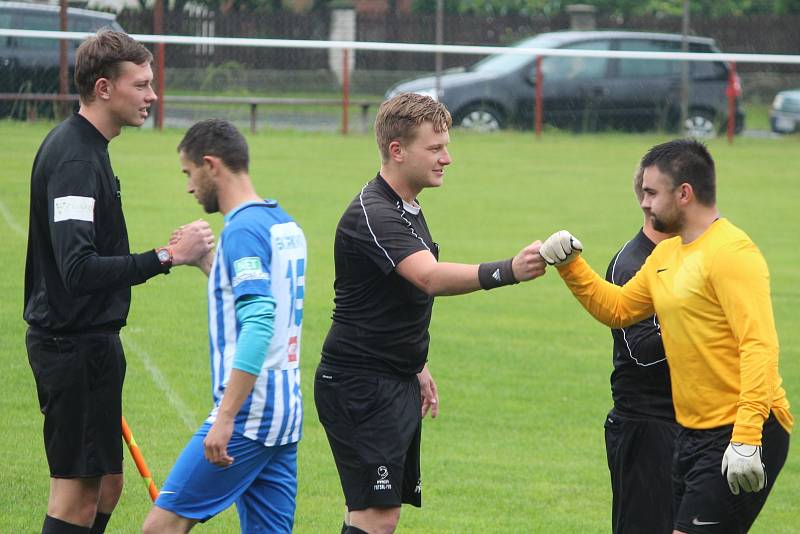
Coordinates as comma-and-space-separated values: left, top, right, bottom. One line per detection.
512, 241, 547, 281
539, 230, 583, 266
169, 219, 215, 267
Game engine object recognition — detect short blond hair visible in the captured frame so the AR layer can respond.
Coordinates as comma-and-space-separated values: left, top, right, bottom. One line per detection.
375, 93, 452, 162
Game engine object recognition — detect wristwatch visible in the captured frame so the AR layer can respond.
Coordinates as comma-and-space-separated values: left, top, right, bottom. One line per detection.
155, 247, 173, 269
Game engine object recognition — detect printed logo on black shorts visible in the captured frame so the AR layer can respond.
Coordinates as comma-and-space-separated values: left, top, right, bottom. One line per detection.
374, 465, 392, 491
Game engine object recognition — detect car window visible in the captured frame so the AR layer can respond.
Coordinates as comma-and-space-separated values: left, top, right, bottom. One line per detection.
71, 16, 116, 48
18, 12, 59, 51
688, 43, 727, 79
71, 17, 96, 33
72, 16, 117, 32
776, 93, 800, 112
7, 10, 121, 52
470, 35, 562, 74
0, 12, 11, 51
617, 39, 682, 77
541, 40, 610, 81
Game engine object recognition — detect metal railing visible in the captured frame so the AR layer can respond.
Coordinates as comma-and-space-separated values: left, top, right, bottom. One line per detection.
0, 93, 381, 134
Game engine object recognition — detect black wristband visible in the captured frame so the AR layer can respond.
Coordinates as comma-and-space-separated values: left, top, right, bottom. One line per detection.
478, 258, 518, 290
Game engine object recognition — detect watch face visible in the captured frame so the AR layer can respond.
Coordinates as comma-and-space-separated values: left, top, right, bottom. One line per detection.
157, 249, 171, 263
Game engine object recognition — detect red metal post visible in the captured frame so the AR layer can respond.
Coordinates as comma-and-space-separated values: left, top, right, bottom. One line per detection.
726, 61, 738, 145
154, 0, 165, 130
535, 56, 543, 139
342, 49, 350, 135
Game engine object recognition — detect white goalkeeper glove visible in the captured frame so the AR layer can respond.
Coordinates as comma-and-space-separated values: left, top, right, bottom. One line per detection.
721, 441, 766, 495
539, 230, 583, 266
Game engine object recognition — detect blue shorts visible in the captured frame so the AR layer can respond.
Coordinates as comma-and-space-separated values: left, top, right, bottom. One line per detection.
155, 422, 298, 532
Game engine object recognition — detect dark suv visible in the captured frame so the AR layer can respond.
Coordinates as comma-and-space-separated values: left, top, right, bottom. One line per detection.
386, 31, 745, 135
0, 1, 124, 115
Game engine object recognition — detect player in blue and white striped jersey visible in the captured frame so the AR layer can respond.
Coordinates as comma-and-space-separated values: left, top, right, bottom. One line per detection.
143, 120, 306, 534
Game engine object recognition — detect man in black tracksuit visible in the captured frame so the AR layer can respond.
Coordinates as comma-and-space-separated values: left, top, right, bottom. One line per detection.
24, 31, 213, 534
602, 167, 679, 534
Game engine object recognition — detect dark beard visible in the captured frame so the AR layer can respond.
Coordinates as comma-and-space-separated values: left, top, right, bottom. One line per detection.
201, 181, 219, 213
652, 211, 683, 234
202, 196, 219, 214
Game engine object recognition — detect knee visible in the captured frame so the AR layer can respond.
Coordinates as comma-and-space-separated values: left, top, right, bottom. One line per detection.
48, 478, 102, 524
374, 516, 400, 534
381, 509, 401, 533
97, 474, 124, 512
142, 506, 192, 534
73, 501, 100, 526
350, 507, 400, 534
103, 474, 124, 499
141, 511, 162, 534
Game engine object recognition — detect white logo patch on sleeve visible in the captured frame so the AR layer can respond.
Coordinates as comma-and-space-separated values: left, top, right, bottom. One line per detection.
232, 256, 269, 287
54, 196, 95, 223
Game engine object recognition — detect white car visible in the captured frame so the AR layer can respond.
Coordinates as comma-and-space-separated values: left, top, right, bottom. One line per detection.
770, 89, 800, 134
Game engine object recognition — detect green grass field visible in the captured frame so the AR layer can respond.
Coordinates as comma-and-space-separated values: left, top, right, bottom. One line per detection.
1, 121, 797, 533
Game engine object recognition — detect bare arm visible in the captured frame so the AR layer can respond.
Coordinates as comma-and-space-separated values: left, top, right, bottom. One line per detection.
396, 241, 546, 296
203, 369, 258, 467
203, 296, 275, 466
396, 251, 479, 296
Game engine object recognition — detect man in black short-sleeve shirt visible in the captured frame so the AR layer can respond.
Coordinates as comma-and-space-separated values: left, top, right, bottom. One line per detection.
315, 93, 548, 534
321, 172, 437, 377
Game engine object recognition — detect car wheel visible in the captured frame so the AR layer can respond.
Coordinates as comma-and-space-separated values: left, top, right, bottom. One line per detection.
457, 106, 504, 132
684, 110, 716, 138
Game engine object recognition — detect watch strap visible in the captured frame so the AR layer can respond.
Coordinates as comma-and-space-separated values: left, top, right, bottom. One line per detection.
155, 246, 173, 270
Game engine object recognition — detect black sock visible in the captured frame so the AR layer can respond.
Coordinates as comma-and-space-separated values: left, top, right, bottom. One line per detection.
89, 513, 111, 534
42, 515, 91, 534
344, 527, 370, 534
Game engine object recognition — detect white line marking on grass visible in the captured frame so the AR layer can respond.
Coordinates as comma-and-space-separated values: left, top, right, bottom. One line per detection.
122, 329, 196, 433
0, 198, 25, 238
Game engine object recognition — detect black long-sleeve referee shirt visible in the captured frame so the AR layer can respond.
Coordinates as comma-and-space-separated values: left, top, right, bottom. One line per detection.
605, 229, 675, 421
24, 113, 166, 333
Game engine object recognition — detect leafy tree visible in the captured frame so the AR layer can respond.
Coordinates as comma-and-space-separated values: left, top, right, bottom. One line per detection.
412, 0, 800, 16
775, 0, 800, 13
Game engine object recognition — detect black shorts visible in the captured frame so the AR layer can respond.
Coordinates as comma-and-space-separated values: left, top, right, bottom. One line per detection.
672, 414, 790, 534
604, 409, 680, 534
314, 366, 422, 510
26, 328, 127, 478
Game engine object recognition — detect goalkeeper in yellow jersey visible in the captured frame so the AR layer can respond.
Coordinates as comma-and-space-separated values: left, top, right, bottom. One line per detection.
540, 139, 791, 534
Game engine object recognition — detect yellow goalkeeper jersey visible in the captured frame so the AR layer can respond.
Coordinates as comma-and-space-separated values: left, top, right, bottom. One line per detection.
558, 218, 792, 445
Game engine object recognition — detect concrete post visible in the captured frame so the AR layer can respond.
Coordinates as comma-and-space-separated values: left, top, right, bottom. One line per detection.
329, 3, 356, 86
566, 4, 596, 31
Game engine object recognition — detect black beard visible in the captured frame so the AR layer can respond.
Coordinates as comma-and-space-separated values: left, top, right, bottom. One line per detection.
652, 212, 683, 234
201, 180, 220, 214
652, 217, 668, 233
202, 197, 219, 214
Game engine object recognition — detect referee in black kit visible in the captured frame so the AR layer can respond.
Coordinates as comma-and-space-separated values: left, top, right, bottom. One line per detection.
603, 167, 679, 534
314, 93, 547, 534
24, 31, 213, 533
